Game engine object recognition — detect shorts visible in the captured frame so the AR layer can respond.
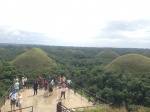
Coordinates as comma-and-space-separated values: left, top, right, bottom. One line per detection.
49, 88, 53, 92
18, 101, 22, 106
10, 100, 16, 105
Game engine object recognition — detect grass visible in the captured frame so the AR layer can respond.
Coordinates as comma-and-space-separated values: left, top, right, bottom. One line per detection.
75, 104, 150, 112
106, 54, 150, 77
96, 50, 119, 59
11, 48, 57, 72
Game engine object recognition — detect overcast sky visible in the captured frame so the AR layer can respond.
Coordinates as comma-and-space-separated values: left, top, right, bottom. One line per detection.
0, 0, 150, 48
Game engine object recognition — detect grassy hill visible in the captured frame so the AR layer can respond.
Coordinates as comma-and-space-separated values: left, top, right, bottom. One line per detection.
11, 48, 56, 72
143, 52, 150, 58
96, 50, 119, 59
63, 49, 86, 58
106, 54, 150, 76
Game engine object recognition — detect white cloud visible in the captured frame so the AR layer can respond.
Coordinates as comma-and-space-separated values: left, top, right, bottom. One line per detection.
0, 0, 150, 48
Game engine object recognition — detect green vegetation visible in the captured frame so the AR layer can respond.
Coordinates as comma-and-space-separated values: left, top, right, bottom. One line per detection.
0, 44, 150, 112
11, 48, 57, 73
106, 54, 150, 76
96, 50, 119, 59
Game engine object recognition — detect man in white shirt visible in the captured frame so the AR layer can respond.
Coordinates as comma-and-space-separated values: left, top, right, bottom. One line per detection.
67, 79, 71, 90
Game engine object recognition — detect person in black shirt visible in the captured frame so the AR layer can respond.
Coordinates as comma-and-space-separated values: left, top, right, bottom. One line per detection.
33, 81, 38, 95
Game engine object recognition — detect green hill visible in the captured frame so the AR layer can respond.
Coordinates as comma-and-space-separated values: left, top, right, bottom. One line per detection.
143, 52, 150, 58
11, 48, 56, 72
106, 54, 150, 76
96, 50, 119, 59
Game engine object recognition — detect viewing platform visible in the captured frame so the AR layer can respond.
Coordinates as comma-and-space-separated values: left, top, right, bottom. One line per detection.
1, 87, 93, 112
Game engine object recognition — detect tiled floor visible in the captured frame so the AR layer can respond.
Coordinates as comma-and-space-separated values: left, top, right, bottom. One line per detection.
2, 87, 92, 112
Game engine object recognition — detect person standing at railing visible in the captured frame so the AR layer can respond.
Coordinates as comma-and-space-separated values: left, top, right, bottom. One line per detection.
16, 92, 22, 112
14, 75, 19, 83
67, 79, 71, 90
49, 83, 53, 96
93, 93, 99, 105
9, 90, 17, 111
60, 82, 67, 99
62, 76, 66, 83
24, 76, 27, 90
33, 81, 38, 95
22, 77, 25, 91
14, 80, 20, 93
44, 80, 48, 93
37, 76, 42, 89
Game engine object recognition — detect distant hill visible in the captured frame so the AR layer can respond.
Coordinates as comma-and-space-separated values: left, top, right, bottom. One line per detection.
106, 54, 150, 76
143, 52, 150, 58
11, 48, 57, 72
96, 50, 119, 59
63, 49, 86, 58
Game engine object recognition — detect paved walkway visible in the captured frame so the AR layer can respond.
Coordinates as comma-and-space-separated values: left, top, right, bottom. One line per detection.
1, 87, 92, 112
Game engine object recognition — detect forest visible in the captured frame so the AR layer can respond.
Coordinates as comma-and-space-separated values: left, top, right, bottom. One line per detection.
0, 43, 150, 111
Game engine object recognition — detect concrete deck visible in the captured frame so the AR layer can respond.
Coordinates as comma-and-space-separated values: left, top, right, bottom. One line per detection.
1, 87, 92, 112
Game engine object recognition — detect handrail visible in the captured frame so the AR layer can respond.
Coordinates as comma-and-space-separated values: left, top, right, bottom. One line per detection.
57, 102, 74, 112
71, 82, 112, 105
7, 106, 33, 112
0, 82, 15, 108
71, 105, 97, 110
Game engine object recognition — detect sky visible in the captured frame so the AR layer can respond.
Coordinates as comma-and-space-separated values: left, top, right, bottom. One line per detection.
0, 0, 150, 48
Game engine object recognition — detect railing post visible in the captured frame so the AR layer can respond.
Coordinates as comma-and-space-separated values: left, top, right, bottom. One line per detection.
32, 106, 33, 112
57, 102, 62, 112
88, 93, 90, 102
74, 85, 76, 94
81, 89, 82, 98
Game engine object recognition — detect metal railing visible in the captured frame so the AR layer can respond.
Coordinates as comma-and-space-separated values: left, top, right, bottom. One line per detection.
71, 83, 112, 105
0, 82, 15, 109
56, 82, 112, 112
7, 106, 33, 112
57, 102, 74, 112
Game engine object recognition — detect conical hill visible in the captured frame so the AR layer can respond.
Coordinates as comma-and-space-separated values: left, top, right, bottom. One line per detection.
11, 48, 56, 72
106, 54, 150, 76
96, 50, 119, 59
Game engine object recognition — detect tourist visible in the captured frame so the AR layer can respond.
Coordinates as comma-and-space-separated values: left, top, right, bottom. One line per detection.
10, 90, 17, 111
14, 80, 19, 93
67, 78, 72, 90
60, 82, 67, 99
14, 75, 19, 83
59, 76, 62, 88
54, 77, 59, 87
44, 80, 48, 93
51, 78, 54, 87
49, 83, 53, 96
62, 76, 66, 83
24, 76, 27, 90
37, 76, 42, 89
17, 92, 22, 112
22, 77, 25, 91
93, 93, 99, 105
33, 81, 38, 95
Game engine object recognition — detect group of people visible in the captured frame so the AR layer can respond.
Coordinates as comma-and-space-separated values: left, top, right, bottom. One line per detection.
9, 90, 22, 112
32, 76, 72, 99
9, 75, 27, 112
10, 75, 72, 111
